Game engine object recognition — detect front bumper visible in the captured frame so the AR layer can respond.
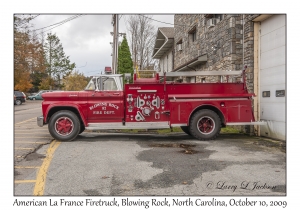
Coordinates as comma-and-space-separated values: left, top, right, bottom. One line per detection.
37, 116, 44, 127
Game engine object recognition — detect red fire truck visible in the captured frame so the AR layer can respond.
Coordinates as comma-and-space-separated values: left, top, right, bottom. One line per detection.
37, 68, 265, 141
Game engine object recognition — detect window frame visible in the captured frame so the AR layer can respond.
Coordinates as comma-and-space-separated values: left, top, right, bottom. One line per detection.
176, 39, 183, 51
188, 26, 197, 42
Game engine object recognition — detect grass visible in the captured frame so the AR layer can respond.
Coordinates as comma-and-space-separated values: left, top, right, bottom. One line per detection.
105, 127, 183, 134
220, 126, 243, 134
156, 127, 182, 134
98, 126, 242, 134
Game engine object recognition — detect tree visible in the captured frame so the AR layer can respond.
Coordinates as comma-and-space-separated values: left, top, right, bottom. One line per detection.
44, 33, 76, 89
125, 15, 156, 71
14, 28, 33, 91
27, 31, 47, 92
14, 15, 46, 92
118, 36, 133, 83
62, 70, 89, 91
30, 71, 48, 92
38, 76, 55, 90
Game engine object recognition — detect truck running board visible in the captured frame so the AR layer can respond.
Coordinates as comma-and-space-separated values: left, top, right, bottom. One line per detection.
86, 122, 170, 130
226, 121, 267, 125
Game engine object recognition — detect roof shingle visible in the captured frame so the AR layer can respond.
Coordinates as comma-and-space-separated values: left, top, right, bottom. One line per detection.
159, 27, 174, 39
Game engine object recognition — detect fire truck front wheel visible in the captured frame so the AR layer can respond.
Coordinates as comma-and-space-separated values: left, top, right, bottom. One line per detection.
180, 126, 191, 136
79, 124, 85, 134
190, 109, 221, 140
48, 110, 80, 141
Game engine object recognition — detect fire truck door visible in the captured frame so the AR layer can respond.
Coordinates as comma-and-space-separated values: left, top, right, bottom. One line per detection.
87, 78, 123, 122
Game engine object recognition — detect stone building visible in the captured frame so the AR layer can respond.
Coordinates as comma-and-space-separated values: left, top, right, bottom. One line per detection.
173, 14, 255, 84
152, 14, 286, 140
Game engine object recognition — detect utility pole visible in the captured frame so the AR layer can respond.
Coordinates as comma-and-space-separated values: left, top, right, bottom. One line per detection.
111, 14, 119, 74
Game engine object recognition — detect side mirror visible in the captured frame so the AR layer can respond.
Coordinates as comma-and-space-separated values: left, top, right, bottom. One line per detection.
124, 73, 131, 84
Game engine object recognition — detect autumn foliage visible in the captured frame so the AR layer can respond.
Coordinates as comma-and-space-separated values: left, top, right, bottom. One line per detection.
14, 15, 76, 92
62, 70, 89, 91
14, 16, 46, 92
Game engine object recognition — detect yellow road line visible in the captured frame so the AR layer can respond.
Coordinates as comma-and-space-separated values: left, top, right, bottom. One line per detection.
15, 166, 40, 169
15, 130, 49, 132
14, 136, 51, 138
15, 156, 24, 158
14, 107, 41, 113
14, 131, 49, 135
15, 180, 36, 183
15, 142, 47, 144
15, 117, 36, 125
15, 130, 48, 132
14, 137, 52, 139
34, 140, 61, 196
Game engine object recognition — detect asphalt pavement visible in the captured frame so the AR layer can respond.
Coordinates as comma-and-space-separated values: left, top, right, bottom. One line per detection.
14, 131, 286, 196
13, 100, 286, 196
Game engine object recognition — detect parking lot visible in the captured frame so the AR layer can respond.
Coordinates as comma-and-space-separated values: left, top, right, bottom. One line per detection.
14, 117, 286, 196
13, 100, 286, 196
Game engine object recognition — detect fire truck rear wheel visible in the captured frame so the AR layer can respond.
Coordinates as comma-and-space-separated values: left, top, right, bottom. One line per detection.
48, 110, 80, 141
190, 109, 221, 140
180, 126, 192, 136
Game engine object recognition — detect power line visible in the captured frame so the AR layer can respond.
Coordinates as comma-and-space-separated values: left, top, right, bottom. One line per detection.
77, 62, 87, 68
35, 15, 84, 36
30, 15, 40, 21
138, 14, 186, 27
32, 15, 83, 32
15, 14, 40, 29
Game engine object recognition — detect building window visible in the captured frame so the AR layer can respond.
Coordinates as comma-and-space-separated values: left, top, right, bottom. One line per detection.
188, 26, 196, 42
215, 14, 223, 21
205, 14, 223, 21
276, 90, 285, 97
262, 91, 270, 97
205, 14, 222, 28
176, 39, 183, 52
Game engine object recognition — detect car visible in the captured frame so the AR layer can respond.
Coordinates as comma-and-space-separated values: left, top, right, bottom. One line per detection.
14, 94, 16, 104
14, 91, 26, 105
28, 90, 54, 100
28, 92, 44, 100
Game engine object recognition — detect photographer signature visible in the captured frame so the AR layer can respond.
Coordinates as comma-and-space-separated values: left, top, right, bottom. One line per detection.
206, 181, 276, 192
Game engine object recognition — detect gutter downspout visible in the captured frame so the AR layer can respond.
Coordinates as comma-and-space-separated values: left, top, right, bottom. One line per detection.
172, 48, 174, 72
242, 14, 244, 69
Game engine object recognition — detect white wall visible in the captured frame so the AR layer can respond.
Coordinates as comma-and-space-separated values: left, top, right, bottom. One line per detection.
259, 14, 286, 140
159, 49, 173, 72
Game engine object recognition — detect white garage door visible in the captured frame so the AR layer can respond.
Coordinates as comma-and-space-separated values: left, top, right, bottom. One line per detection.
260, 14, 286, 140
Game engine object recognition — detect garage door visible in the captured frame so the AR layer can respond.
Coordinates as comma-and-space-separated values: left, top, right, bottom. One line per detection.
259, 15, 286, 140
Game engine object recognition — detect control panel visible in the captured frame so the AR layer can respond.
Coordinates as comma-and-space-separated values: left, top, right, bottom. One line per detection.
125, 87, 168, 122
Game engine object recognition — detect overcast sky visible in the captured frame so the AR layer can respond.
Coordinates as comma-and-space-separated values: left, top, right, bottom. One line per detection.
29, 14, 174, 77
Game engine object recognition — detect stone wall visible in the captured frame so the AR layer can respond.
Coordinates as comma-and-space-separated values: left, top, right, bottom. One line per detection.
174, 14, 258, 84
243, 14, 260, 94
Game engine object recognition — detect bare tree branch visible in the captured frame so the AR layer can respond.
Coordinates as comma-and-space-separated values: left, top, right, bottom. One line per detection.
125, 15, 157, 71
